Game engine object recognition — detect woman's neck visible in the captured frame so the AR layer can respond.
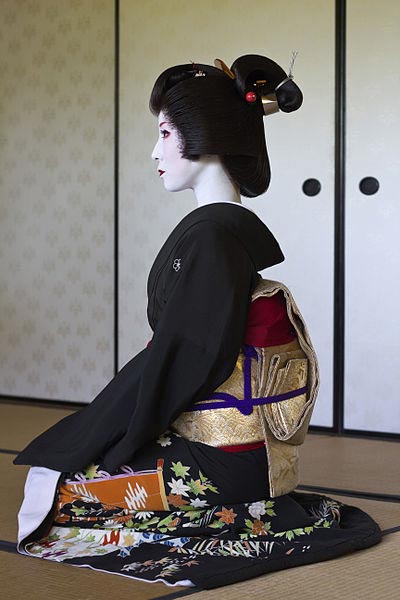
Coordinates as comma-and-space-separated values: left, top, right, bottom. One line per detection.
192, 156, 241, 208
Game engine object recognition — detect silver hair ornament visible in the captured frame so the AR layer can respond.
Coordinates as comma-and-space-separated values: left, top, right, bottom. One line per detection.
288, 50, 298, 79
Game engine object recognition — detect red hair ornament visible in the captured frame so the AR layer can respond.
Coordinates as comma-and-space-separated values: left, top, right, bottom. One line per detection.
245, 91, 257, 103
214, 52, 300, 116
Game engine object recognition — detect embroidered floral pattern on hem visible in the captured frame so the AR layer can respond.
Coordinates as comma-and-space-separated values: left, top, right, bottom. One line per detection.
21, 431, 382, 588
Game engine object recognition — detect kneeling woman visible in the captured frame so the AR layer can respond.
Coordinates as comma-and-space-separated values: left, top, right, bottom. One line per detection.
14, 54, 381, 589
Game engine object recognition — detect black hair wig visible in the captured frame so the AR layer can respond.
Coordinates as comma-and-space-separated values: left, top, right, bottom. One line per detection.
149, 55, 303, 197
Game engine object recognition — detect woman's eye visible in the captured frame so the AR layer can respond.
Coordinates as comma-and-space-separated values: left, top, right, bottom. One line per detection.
160, 129, 170, 139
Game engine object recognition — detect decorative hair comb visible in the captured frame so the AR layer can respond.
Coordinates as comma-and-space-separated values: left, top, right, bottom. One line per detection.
214, 58, 235, 79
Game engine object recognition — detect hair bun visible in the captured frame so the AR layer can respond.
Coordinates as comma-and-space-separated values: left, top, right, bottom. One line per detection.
229, 54, 303, 115
275, 78, 303, 112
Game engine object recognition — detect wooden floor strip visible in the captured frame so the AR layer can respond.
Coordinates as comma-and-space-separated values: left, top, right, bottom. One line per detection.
297, 484, 400, 503
0, 540, 17, 553
382, 525, 400, 536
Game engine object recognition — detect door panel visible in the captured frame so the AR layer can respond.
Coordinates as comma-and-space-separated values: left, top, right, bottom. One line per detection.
345, 0, 400, 432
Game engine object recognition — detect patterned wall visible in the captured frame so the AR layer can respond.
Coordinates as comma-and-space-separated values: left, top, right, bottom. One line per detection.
0, 0, 115, 402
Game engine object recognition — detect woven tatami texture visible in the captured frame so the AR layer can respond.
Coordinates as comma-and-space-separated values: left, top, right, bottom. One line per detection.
300, 433, 400, 496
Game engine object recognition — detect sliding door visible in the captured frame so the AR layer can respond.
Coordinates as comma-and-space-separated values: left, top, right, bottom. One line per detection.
0, 0, 115, 402
345, 0, 400, 433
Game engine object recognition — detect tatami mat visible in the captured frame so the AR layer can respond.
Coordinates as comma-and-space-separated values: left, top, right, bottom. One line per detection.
188, 532, 400, 600
0, 551, 189, 600
0, 454, 29, 541
300, 434, 400, 496
0, 401, 75, 451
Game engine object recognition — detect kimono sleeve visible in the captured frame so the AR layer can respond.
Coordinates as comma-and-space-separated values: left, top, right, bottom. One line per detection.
102, 221, 255, 470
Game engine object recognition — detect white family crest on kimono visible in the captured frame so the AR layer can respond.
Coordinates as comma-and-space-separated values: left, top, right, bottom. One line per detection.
172, 258, 182, 271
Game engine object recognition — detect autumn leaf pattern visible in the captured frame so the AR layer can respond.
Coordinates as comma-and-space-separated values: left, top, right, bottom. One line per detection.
166, 494, 189, 508
214, 507, 237, 524
23, 431, 352, 586
170, 461, 191, 479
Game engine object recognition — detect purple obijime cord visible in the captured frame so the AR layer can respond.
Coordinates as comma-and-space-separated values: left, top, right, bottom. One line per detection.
188, 344, 307, 416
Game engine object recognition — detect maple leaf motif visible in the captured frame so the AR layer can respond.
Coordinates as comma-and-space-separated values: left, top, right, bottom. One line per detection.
190, 498, 209, 508
215, 506, 237, 524
166, 493, 189, 508
188, 478, 207, 496
171, 461, 191, 479
251, 519, 267, 535
168, 478, 190, 496
123, 533, 136, 546
157, 434, 171, 447
167, 517, 180, 529
84, 464, 100, 479
71, 506, 88, 516
64, 528, 80, 539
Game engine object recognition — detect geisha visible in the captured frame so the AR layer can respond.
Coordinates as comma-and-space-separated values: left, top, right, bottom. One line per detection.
14, 54, 381, 589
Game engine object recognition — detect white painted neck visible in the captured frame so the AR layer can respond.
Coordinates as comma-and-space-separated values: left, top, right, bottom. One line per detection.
192, 156, 241, 208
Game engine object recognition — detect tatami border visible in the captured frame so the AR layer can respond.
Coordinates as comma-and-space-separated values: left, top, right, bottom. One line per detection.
297, 484, 400, 503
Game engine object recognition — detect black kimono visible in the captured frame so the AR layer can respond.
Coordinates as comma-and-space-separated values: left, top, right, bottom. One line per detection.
14, 202, 284, 472
14, 203, 381, 590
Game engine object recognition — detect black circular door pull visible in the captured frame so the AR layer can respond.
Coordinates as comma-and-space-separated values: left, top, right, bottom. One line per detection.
302, 179, 321, 196
359, 177, 379, 195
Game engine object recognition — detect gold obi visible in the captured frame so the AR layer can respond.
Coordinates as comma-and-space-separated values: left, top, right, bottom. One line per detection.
171, 337, 308, 447
171, 278, 319, 498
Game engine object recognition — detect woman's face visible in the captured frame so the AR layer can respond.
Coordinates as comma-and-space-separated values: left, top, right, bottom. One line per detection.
151, 110, 206, 192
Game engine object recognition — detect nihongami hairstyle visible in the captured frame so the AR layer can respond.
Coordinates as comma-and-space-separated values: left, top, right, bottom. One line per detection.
149, 54, 303, 197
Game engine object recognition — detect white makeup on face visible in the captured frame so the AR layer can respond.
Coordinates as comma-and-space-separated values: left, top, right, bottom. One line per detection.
151, 111, 206, 193
151, 109, 241, 206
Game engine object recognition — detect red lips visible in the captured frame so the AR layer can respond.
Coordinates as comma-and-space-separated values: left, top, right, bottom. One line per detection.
158, 170, 165, 176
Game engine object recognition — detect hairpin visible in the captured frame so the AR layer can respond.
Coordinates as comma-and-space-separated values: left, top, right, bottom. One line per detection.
214, 58, 235, 79
190, 61, 206, 77
249, 79, 280, 115
288, 50, 298, 79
